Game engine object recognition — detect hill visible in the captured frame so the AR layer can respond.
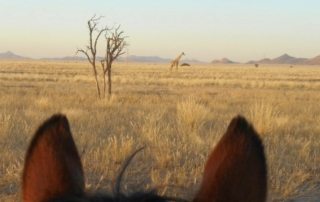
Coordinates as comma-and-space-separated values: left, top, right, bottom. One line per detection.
0, 51, 30, 60
40, 56, 87, 61
211, 58, 236, 64
1, 51, 320, 65
272, 54, 307, 64
124, 55, 170, 63
41, 55, 171, 63
248, 54, 309, 65
306, 55, 320, 65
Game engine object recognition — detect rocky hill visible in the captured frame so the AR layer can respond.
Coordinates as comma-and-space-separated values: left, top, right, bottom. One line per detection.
211, 58, 236, 64
0, 51, 30, 60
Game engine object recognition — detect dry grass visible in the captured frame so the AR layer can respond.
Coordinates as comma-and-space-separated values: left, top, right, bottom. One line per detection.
177, 96, 210, 143
0, 60, 320, 201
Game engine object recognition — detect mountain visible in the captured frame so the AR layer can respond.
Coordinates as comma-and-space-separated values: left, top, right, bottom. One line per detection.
119, 55, 205, 63
0, 51, 30, 60
124, 55, 170, 63
39, 55, 168, 63
272, 54, 307, 64
38, 54, 205, 63
0, 51, 174, 63
247, 54, 308, 65
306, 55, 320, 65
1, 51, 320, 65
211, 58, 236, 64
40, 56, 87, 61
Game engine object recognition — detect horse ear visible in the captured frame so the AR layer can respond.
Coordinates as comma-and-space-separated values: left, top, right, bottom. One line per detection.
22, 114, 85, 202
193, 115, 267, 202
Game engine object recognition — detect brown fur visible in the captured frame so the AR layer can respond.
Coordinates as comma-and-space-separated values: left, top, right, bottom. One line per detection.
22, 114, 85, 202
22, 114, 267, 202
193, 115, 267, 202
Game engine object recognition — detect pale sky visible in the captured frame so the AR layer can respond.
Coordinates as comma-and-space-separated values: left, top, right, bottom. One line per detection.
1, 0, 320, 62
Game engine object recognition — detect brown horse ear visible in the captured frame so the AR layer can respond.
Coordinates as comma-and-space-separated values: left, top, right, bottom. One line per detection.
22, 114, 85, 202
194, 115, 267, 202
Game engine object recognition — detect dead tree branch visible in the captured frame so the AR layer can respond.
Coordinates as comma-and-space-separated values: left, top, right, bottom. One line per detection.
77, 15, 107, 99
101, 25, 127, 98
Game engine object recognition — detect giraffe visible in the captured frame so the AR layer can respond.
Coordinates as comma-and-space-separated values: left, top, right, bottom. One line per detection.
170, 52, 185, 70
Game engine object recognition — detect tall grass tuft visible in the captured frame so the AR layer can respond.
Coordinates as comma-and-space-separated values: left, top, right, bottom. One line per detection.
248, 101, 280, 136
176, 96, 209, 143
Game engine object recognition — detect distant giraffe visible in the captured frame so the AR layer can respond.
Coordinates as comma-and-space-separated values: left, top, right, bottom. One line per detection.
170, 52, 185, 70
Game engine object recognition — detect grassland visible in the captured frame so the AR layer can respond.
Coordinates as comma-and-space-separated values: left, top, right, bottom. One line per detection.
0, 60, 319, 201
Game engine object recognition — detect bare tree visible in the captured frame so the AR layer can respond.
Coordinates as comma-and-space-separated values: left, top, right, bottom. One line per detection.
77, 15, 107, 99
101, 26, 127, 98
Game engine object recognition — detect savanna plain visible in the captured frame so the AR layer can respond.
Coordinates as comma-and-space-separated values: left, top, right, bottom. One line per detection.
0, 60, 319, 201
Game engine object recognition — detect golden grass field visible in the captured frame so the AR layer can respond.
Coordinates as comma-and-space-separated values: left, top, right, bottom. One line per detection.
0, 60, 319, 201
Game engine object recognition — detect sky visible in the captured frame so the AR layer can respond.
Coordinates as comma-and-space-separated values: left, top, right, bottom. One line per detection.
1, 0, 320, 62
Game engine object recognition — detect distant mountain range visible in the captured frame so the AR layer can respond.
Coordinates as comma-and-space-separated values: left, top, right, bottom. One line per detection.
212, 53, 320, 65
0, 51, 31, 60
211, 58, 236, 64
307, 55, 320, 65
110, 55, 204, 64
247, 54, 308, 65
40, 56, 87, 61
40, 55, 170, 63
1, 51, 320, 65
0, 51, 204, 64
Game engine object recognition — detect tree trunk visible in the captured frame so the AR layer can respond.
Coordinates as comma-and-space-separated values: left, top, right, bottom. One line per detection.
103, 69, 106, 98
93, 68, 101, 99
107, 65, 112, 98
